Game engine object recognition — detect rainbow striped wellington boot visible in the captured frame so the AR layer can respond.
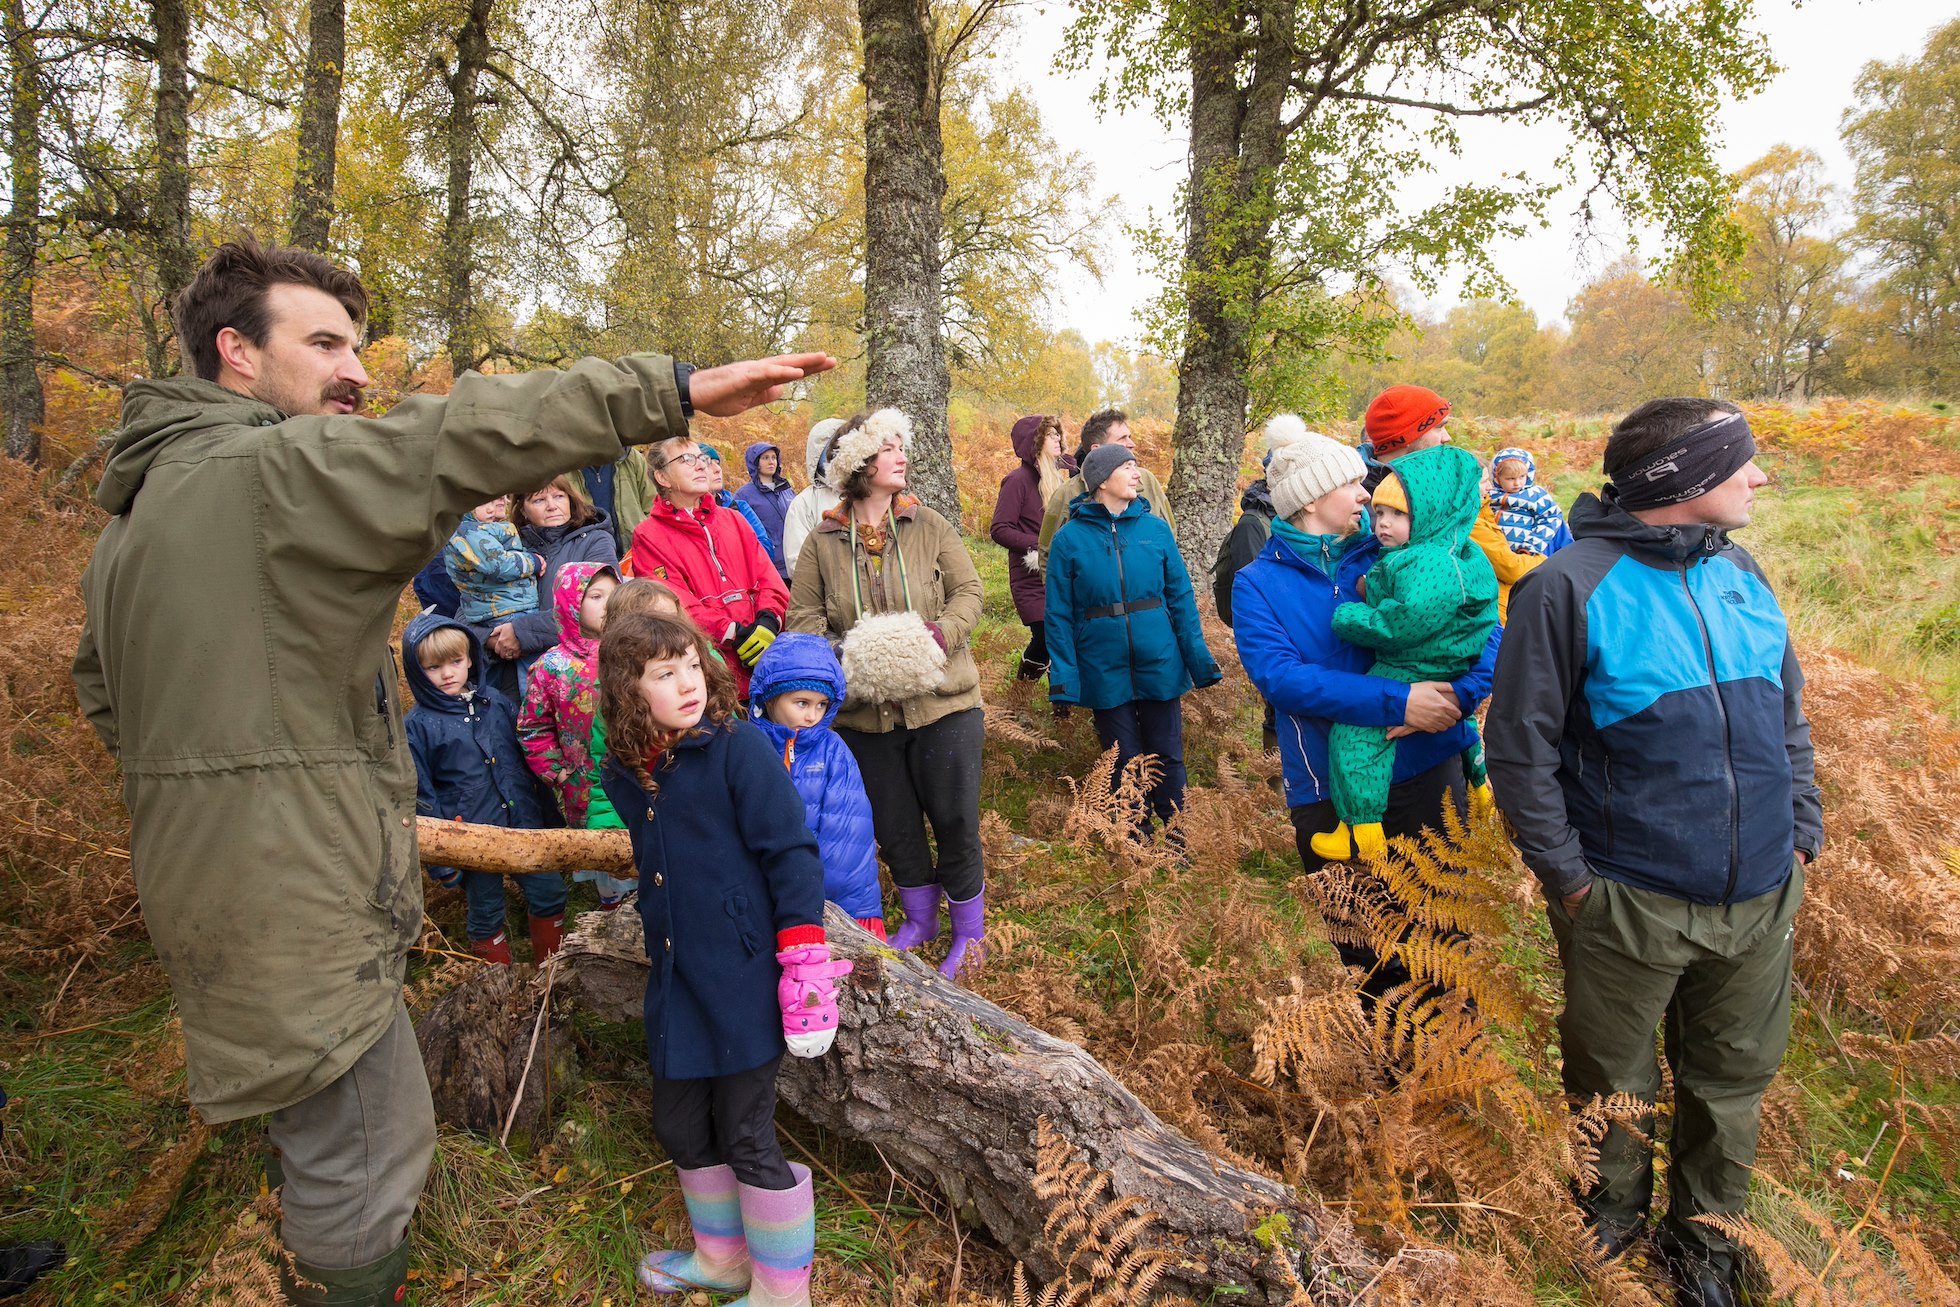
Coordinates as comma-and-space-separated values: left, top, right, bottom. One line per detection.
638, 1164, 752, 1294
729, 1162, 816, 1307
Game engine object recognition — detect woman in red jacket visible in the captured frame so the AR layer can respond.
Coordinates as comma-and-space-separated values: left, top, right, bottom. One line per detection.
628, 434, 790, 698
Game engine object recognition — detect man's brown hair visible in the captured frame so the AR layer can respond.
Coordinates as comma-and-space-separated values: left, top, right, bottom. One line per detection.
173, 237, 369, 382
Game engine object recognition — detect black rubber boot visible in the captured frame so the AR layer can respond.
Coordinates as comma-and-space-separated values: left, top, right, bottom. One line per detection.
0, 1241, 66, 1299
280, 1237, 411, 1306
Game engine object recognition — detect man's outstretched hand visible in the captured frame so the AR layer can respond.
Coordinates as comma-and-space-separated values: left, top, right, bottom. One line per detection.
691, 353, 837, 417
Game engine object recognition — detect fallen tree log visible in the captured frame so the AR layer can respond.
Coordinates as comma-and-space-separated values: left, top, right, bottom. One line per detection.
557, 903, 1388, 1303
416, 816, 633, 876
417, 962, 575, 1144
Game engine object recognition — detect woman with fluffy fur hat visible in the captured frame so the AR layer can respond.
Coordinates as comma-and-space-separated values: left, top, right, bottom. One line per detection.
786, 409, 990, 979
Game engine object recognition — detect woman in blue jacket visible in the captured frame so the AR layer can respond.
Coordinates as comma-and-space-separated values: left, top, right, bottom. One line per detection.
1046, 444, 1221, 835
1231, 419, 1500, 999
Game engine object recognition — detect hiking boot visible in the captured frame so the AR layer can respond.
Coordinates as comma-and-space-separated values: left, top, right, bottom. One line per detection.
279, 1237, 410, 1306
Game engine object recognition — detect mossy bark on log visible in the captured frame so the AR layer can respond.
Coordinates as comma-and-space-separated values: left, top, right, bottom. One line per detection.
416, 962, 576, 1146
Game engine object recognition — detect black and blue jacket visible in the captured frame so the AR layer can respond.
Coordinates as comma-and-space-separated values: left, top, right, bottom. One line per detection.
1485, 490, 1822, 905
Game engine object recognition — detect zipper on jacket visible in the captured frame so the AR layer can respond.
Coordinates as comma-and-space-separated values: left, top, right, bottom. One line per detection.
1109, 517, 1136, 671
1681, 541, 1741, 902
1601, 755, 1614, 856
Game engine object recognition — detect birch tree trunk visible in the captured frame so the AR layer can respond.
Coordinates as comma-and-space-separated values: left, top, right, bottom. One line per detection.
2, 0, 41, 463
287, 0, 344, 252
442, 0, 493, 380
1166, 11, 1289, 578
858, 0, 955, 521
150, 0, 194, 328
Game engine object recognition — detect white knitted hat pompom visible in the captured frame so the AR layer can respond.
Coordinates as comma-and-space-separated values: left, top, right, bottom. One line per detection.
840, 610, 945, 705
825, 407, 915, 493
1263, 413, 1367, 521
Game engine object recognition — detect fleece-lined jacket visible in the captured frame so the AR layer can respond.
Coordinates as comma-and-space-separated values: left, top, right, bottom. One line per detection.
1485, 489, 1822, 905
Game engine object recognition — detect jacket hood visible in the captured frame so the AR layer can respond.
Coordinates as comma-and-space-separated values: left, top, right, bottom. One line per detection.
1239, 478, 1275, 517
1010, 415, 1049, 464
1381, 445, 1483, 550
747, 633, 845, 738
551, 560, 618, 659
744, 441, 783, 484
1491, 447, 1537, 485
402, 611, 486, 712
1568, 487, 1737, 564
98, 378, 284, 515
805, 419, 846, 482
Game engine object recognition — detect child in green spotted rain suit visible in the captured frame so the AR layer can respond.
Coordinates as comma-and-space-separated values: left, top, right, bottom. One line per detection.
1312, 445, 1500, 861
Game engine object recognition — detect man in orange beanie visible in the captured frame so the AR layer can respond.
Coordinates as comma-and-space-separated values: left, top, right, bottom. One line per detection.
1362, 384, 1539, 621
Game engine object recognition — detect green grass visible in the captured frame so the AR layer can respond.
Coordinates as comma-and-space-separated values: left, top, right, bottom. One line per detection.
4, 517, 1957, 1303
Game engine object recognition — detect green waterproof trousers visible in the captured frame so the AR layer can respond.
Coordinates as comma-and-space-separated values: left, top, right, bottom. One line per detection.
1547, 862, 1803, 1274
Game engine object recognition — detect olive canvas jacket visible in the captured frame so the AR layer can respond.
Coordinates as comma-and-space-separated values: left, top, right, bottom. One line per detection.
72, 358, 685, 1121
786, 500, 984, 734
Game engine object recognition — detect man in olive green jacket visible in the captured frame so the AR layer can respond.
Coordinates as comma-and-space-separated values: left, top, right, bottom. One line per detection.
72, 239, 828, 1305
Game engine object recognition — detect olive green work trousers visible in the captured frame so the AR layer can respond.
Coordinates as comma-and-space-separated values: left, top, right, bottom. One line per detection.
1546, 862, 1803, 1273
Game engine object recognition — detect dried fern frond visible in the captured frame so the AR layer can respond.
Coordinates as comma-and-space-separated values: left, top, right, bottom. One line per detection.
1016, 1118, 1182, 1307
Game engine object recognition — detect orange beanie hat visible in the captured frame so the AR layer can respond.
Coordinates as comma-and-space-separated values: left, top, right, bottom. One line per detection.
1364, 385, 1451, 456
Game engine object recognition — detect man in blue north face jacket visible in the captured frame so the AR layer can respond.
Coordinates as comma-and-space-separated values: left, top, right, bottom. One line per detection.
1487, 398, 1822, 1307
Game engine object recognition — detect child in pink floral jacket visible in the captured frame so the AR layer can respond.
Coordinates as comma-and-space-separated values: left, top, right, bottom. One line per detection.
520, 562, 633, 902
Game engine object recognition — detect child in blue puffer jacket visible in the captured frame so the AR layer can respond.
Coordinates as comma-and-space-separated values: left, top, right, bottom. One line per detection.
748, 633, 886, 938
403, 612, 567, 965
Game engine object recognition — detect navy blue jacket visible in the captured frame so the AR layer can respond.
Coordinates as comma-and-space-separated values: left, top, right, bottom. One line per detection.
412, 554, 461, 617
1486, 490, 1822, 905
509, 510, 619, 656
601, 719, 825, 1080
402, 614, 548, 834
1045, 495, 1221, 709
748, 635, 882, 922
1234, 530, 1500, 809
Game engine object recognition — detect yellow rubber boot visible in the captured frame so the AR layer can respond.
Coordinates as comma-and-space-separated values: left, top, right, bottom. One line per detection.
1352, 823, 1388, 860
1468, 781, 1497, 821
1308, 822, 1354, 861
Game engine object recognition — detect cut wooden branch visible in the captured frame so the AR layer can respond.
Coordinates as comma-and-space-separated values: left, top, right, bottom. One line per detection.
557, 902, 1391, 1303
416, 816, 633, 876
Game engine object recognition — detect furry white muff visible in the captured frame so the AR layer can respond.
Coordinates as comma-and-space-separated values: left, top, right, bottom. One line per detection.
840, 610, 945, 704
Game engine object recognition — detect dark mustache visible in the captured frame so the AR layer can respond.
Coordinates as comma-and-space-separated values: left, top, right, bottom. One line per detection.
326, 383, 366, 413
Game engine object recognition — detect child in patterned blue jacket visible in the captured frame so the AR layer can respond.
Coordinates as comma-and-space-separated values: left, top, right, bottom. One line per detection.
445, 494, 546, 624
1487, 447, 1571, 556
748, 633, 886, 938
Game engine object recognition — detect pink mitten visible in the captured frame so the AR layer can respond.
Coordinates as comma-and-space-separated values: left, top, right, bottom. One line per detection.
775, 944, 855, 1058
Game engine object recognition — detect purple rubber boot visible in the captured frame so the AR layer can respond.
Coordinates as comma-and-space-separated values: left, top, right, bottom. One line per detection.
889, 884, 943, 951
939, 889, 986, 979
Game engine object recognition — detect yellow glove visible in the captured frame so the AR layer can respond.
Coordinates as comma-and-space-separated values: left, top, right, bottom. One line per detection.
736, 617, 780, 666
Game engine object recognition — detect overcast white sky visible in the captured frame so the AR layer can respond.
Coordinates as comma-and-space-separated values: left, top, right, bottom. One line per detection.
1004, 0, 1946, 346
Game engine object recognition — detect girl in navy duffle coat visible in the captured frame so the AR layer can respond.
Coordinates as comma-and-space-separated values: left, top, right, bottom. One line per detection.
597, 612, 850, 1306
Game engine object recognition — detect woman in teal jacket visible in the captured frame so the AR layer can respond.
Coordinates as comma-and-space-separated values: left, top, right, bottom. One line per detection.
1046, 444, 1221, 834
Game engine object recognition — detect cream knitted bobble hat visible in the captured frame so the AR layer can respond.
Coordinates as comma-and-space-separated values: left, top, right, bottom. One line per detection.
1263, 414, 1368, 521
824, 408, 913, 494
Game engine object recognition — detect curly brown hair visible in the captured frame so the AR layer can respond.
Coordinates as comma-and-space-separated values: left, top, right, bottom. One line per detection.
598, 613, 738, 792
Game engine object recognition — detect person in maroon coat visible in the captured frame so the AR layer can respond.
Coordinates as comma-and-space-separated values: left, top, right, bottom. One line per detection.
990, 414, 1071, 680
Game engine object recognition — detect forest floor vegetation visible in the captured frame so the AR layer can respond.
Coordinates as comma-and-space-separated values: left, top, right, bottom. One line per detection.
1, 400, 1957, 1303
